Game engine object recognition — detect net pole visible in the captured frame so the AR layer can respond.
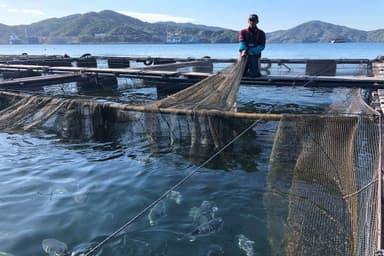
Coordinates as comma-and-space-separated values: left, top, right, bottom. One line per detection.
378, 115, 383, 250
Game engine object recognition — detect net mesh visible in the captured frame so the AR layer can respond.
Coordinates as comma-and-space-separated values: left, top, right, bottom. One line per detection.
0, 55, 382, 255
143, 56, 247, 153
264, 89, 381, 256
265, 114, 381, 256
144, 56, 247, 111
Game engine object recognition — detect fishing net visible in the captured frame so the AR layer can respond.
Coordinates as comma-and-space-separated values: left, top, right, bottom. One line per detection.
143, 57, 247, 153
0, 57, 246, 145
144, 56, 246, 111
0, 55, 382, 255
265, 90, 381, 256
0, 57, 248, 164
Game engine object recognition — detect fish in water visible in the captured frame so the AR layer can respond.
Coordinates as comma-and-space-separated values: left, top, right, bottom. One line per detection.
0, 252, 15, 256
204, 244, 224, 256
147, 190, 182, 226
148, 200, 167, 226
181, 217, 224, 242
238, 234, 255, 256
189, 200, 218, 226
49, 186, 69, 200
167, 190, 182, 204
42, 238, 69, 256
74, 191, 88, 204
74, 184, 88, 204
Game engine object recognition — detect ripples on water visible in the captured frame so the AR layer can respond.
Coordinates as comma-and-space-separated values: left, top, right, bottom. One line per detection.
0, 81, 357, 255
0, 119, 277, 255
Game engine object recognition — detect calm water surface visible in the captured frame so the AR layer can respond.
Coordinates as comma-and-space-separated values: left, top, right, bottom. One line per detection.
0, 43, 383, 255
0, 42, 383, 59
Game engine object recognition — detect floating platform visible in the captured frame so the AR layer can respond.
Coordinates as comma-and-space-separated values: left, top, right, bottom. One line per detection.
0, 55, 383, 90
0, 73, 83, 89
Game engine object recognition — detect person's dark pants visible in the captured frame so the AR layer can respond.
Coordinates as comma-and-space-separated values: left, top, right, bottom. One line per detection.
246, 54, 261, 77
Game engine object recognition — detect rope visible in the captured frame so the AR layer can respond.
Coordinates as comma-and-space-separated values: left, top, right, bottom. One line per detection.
83, 110, 270, 256
342, 177, 378, 199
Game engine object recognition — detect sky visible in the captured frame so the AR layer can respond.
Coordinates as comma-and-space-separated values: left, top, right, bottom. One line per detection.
0, 0, 383, 32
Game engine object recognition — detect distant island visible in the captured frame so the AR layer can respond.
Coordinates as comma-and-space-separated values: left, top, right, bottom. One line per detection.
0, 10, 383, 44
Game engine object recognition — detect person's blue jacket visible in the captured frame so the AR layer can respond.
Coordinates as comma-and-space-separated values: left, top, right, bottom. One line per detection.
239, 27, 266, 56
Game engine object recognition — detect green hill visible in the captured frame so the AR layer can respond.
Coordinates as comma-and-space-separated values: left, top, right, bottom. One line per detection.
1, 11, 383, 44
1, 10, 238, 44
267, 20, 382, 43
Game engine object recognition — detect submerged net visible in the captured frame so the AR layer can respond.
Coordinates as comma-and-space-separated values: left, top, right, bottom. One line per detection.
143, 56, 247, 152
265, 114, 381, 256
265, 90, 381, 256
0, 57, 247, 151
0, 55, 382, 255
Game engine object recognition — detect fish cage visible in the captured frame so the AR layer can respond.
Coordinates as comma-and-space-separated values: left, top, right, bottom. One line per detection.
260, 58, 373, 77
0, 55, 383, 256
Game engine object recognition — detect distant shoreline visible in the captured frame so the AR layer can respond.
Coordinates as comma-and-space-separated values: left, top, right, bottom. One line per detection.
1, 11, 383, 44
2, 41, 384, 46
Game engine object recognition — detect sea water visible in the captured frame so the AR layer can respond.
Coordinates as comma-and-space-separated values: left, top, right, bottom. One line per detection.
0, 43, 383, 256
0, 42, 383, 59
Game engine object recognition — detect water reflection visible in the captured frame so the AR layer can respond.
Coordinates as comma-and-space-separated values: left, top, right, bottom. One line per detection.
0, 85, 363, 255
0, 119, 277, 255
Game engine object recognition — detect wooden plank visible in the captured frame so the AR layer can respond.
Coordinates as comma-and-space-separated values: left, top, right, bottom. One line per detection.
182, 72, 214, 77
0, 54, 374, 65
0, 63, 188, 77
136, 60, 213, 71
1, 63, 381, 81
240, 75, 384, 88
0, 63, 51, 70
262, 58, 371, 65
1, 63, 384, 88
2, 89, 380, 121
243, 74, 384, 84
0, 89, 279, 120
0, 74, 82, 88
0, 64, 180, 77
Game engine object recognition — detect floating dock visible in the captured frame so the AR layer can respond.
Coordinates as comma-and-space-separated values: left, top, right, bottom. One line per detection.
0, 54, 382, 256
0, 54, 383, 89
0, 73, 84, 89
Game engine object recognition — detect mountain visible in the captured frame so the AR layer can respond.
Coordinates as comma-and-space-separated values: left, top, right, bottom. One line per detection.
367, 29, 384, 41
267, 20, 374, 43
1, 10, 238, 44
0, 11, 383, 44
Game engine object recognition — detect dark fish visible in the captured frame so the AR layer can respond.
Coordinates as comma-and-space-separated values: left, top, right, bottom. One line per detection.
148, 200, 167, 226
204, 244, 224, 256
42, 238, 69, 256
167, 190, 182, 204
147, 190, 182, 226
238, 234, 255, 256
189, 200, 218, 226
0, 252, 15, 256
184, 217, 224, 242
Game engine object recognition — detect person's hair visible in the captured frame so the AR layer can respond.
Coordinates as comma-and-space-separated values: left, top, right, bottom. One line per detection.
249, 14, 258, 22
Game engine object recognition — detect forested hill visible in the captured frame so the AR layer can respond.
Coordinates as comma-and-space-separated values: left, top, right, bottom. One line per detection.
267, 20, 384, 43
0, 10, 238, 44
0, 10, 383, 44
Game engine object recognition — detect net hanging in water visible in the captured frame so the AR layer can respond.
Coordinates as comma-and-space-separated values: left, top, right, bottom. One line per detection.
0, 56, 382, 256
264, 91, 382, 256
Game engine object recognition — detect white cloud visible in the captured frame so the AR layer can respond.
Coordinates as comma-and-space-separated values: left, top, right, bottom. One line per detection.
117, 11, 195, 23
0, 4, 8, 8
8, 8, 45, 15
